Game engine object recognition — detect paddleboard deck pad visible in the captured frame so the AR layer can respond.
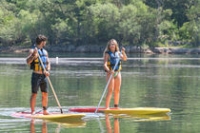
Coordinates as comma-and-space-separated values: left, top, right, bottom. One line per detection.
11, 111, 85, 122
69, 107, 171, 115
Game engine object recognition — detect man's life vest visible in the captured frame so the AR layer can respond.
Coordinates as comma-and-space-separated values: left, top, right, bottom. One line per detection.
106, 51, 121, 71
30, 48, 48, 71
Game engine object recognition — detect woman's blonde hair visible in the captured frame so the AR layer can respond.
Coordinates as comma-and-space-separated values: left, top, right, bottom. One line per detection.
103, 39, 119, 56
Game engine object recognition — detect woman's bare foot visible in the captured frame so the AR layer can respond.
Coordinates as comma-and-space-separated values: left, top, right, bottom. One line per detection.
31, 111, 36, 115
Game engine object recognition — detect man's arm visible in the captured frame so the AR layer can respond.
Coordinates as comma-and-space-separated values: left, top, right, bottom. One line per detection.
46, 52, 51, 71
43, 52, 51, 77
26, 49, 37, 64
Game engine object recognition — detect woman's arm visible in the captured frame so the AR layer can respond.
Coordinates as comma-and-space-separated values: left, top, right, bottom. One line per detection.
104, 53, 110, 72
120, 47, 127, 61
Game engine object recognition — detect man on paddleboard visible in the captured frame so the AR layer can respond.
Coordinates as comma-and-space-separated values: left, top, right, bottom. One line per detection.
26, 35, 50, 115
103, 39, 127, 109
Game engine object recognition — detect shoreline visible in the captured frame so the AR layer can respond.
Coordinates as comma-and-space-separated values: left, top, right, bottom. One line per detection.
1, 45, 200, 54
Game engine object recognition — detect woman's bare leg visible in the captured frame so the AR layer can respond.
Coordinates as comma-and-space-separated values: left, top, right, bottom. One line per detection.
114, 72, 121, 108
105, 73, 114, 109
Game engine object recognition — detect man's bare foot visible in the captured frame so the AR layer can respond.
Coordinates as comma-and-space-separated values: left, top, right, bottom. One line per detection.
43, 110, 50, 115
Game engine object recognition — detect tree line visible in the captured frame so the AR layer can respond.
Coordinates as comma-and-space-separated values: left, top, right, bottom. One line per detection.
0, 0, 200, 48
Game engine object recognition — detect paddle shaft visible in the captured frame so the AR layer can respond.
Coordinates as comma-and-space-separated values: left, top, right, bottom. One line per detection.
95, 52, 121, 113
36, 48, 63, 114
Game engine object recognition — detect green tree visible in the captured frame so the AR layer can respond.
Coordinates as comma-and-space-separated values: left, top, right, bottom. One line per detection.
144, 0, 192, 28
0, 0, 19, 45
0, 0, 199, 49
180, 0, 200, 46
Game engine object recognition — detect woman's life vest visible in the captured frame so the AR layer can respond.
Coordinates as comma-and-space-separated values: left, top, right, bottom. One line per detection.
106, 51, 121, 71
30, 48, 48, 71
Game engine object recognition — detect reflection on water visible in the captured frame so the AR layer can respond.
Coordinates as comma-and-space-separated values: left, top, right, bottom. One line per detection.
1, 54, 200, 132
30, 119, 47, 133
106, 113, 171, 132
29, 118, 86, 133
105, 114, 120, 133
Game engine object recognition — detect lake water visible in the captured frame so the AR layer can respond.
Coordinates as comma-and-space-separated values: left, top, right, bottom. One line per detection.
1, 53, 200, 132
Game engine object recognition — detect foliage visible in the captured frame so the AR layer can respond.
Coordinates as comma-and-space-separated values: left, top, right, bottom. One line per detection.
0, 0, 200, 47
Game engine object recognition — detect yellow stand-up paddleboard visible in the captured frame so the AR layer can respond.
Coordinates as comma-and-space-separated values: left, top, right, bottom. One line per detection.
11, 112, 86, 123
69, 107, 171, 115
29, 114, 85, 121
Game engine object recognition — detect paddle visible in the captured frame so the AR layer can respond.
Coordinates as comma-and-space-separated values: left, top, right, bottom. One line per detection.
36, 48, 63, 114
95, 50, 121, 113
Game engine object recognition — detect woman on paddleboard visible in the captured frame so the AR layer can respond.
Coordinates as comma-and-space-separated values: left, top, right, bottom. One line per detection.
103, 39, 127, 109
26, 35, 50, 115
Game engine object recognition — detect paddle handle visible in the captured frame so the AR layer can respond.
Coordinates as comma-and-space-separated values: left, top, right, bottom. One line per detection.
95, 73, 114, 113
95, 51, 121, 113
46, 77, 63, 114
36, 48, 63, 114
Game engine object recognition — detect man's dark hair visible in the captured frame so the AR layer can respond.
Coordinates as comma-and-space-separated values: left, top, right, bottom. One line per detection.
36, 35, 47, 45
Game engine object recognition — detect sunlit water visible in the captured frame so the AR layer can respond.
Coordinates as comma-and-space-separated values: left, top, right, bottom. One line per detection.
1, 53, 200, 132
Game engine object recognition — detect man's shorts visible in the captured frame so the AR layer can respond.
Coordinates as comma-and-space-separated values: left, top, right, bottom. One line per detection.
31, 72, 48, 93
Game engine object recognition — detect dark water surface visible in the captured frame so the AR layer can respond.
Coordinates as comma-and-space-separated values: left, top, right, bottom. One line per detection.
1, 53, 200, 132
